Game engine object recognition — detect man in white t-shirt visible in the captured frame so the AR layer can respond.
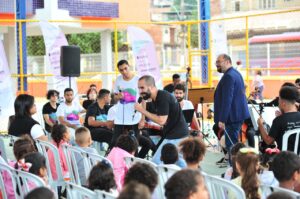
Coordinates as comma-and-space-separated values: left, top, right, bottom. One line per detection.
57, 88, 85, 138
174, 84, 201, 131
112, 60, 141, 146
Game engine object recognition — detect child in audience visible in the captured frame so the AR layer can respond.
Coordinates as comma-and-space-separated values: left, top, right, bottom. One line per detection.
160, 143, 180, 169
87, 161, 117, 196
48, 124, 70, 180
24, 152, 48, 186
4, 135, 36, 199
179, 137, 206, 170
124, 162, 158, 194
267, 191, 293, 199
272, 151, 300, 190
165, 169, 209, 199
230, 147, 261, 199
74, 127, 98, 185
259, 148, 279, 186
24, 187, 55, 199
224, 142, 245, 180
117, 182, 151, 199
107, 134, 138, 191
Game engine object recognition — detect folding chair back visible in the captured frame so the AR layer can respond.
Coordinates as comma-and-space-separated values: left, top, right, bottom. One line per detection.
204, 174, 246, 199
95, 190, 117, 199
13, 169, 45, 199
0, 163, 18, 199
156, 165, 180, 199
282, 128, 300, 154
66, 182, 97, 199
35, 140, 65, 193
260, 184, 300, 199
124, 156, 157, 171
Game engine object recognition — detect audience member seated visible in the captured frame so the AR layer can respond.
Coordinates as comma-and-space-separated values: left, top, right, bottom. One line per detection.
272, 151, 300, 191
24, 187, 55, 199
164, 169, 209, 199
117, 181, 151, 199
164, 73, 181, 94
84, 89, 113, 149
87, 161, 118, 196
257, 86, 300, 151
24, 152, 48, 186
224, 142, 245, 180
8, 94, 47, 141
57, 88, 85, 139
48, 124, 70, 181
179, 137, 206, 170
259, 148, 279, 186
74, 127, 98, 185
267, 191, 294, 199
229, 147, 261, 199
160, 143, 180, 169
124, 162, 158, 194
107, 134, 138, 191
3, 135, 36, 199
174, 84, 201, 131
263, 82, 296, 107
82, 87, 97, 110
42, 89, 60, 133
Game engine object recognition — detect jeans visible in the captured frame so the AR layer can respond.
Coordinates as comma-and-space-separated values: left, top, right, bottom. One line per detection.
225, 122, 243, 165
152, 137, 187, 168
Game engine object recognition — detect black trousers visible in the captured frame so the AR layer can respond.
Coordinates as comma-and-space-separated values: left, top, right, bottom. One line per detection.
90, 127, 113, 149
113, 124, 156, 158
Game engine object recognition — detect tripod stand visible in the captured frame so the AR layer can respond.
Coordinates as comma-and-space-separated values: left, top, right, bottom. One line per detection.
199, 97, 214, 147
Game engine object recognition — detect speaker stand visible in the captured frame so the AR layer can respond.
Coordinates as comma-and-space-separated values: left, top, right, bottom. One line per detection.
69, 76, 71, 88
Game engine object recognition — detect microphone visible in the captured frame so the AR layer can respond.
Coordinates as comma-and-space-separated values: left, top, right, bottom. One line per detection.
133, 97, 143, 120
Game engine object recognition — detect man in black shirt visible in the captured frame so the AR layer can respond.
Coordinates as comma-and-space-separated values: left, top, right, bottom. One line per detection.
135, 75, 188, 167
84, 89, 113, 148
42, 90, 60, 132
163, 73, 181, 93
258, 86, 300, 151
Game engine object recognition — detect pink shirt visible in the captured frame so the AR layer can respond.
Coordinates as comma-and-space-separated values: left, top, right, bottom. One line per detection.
107, 147, 134, 191
48, 140, 70, 180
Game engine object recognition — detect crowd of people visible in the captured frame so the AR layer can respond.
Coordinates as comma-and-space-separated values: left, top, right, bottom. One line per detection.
1, 54, 300, 199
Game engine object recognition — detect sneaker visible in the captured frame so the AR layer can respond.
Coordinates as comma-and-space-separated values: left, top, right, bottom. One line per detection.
216, 157, 228, 165
216, 157, 225, 165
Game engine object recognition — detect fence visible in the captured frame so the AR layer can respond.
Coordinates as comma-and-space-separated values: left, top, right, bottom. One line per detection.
1, 8, 300, 98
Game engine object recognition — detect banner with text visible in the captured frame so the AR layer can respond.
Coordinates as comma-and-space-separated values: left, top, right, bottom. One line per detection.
128, 26, 162, 88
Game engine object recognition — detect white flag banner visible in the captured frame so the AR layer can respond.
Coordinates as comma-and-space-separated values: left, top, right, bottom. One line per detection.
0, 40, 14, 117
39, 21, 78, 100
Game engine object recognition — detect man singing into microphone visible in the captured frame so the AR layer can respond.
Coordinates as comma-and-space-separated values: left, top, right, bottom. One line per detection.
134, 75, 189, 167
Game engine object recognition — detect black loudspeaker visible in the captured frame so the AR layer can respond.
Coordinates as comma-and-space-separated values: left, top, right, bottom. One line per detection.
60, 45, 81, 77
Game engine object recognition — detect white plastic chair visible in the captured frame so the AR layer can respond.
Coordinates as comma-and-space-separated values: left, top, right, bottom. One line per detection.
0, 134, 18, 162
66, 182, 97, 199
13, 169, 45, 199
260, 184, 300, 199
35, 140, 65, 195
282, 128, 300, 154
0, 163, 18, 199
124, 156, 158, 171
156, 165, 180, 199
203, 174, 246, 199
83, 151, 112, 172
62, 144, 90, 185
95, 190, 117, 199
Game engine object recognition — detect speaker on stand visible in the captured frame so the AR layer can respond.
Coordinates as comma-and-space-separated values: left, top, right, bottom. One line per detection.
60, 45, 81, 88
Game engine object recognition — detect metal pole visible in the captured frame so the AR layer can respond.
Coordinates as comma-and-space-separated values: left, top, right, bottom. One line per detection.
245, 16, 250, 96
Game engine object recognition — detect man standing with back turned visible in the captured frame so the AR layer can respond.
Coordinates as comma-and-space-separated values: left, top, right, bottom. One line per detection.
214, 54, 250, 162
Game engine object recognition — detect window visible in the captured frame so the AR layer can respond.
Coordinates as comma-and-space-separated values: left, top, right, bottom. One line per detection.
235, 1, 240, 11
259, 0, 275, 9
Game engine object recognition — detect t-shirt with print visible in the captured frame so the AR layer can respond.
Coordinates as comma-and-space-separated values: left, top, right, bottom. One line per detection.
42, 102, 59, 132
113, 75, 141, 125
56, 101, 84, 126
147, 90, 188, 139
84, 102, 111, 129
269, 112, 300, 151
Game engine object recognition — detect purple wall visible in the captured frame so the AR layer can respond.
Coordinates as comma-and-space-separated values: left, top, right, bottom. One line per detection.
0, 0, 118, 18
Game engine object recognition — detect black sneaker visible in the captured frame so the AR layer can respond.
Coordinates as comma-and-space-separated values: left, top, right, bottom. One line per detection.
216, 157, 225, 165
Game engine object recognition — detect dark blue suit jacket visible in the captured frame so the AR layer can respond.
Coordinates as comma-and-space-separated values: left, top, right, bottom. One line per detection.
214, 67, 250, 124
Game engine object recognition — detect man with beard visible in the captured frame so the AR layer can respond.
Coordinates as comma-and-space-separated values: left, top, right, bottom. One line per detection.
174, 84, 201, 131
258, 86, 300, 151
134, 75, 188, 167
214, 54, 249, 164
57, 88, 85, 139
